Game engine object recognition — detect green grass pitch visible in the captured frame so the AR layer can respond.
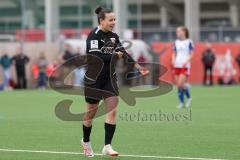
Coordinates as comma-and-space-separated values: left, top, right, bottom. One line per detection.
0, 86, 240, 160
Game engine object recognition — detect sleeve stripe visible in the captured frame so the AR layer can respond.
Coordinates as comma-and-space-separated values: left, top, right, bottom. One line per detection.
89, 49, 101, 53
173, 42, 177, 52
189, 42, 194, 51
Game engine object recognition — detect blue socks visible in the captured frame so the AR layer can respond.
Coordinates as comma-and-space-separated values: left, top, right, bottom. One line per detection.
184, 87, 191, 99
178, 88, 184, 104
178, 85, 191, 105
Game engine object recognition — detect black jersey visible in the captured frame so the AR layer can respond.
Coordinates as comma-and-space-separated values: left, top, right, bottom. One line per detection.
85, 27, 135, 81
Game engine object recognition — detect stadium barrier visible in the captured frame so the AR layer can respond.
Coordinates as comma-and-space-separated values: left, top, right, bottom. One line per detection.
1, 42, 239, 87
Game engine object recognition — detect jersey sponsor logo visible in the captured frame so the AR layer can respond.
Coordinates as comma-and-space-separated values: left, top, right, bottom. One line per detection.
101, 46, 115, 54
100, 39, 115, 54
90, 40, 98, 49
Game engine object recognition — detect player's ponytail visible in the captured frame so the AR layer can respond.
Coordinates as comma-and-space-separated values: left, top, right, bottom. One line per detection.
95, 6, 103, 14
95, 6, 113, 24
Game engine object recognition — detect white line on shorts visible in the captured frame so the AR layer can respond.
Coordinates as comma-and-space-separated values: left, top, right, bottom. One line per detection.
0, 148, 225, 160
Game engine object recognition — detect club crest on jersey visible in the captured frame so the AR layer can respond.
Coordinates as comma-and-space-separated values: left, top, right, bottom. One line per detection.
110, 38, 116, 44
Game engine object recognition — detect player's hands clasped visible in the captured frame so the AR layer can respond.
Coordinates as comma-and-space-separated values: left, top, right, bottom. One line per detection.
116, 51, 123, 59
135, 64, 150, 76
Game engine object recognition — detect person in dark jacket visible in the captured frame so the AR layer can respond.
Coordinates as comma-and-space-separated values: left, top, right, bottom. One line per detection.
236, 52, 240, 82
0, 54, 12, 90
202, 47, 216, 85
12, 49, 30, 89
61, 44, 74, 85
62, 44, 74, 63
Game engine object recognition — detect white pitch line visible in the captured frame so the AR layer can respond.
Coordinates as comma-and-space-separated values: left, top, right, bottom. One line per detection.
0, 148, 225, 160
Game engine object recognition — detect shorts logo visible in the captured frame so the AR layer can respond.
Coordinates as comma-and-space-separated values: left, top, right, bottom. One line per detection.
90, 40, 98, 49
110, 38, 116, 44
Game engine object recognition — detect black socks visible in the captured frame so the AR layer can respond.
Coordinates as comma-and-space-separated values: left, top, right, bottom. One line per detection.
83, 124, 92, 142
83, 123, 116, 145
104, 123, 116, 145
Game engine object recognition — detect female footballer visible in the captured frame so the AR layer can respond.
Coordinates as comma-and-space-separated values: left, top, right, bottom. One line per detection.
172, 26, 194, 108
81, 6, 148, 157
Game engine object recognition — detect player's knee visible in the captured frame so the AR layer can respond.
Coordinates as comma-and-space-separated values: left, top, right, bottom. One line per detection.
83, 107, 98, 123
177, 82, 184, 88
106, 109, 117, 120
83, 120, 93, 127
178, 84, 185, 89
110, 109, 117, 118
83, 114, 94, 124
177, 81, 186, 88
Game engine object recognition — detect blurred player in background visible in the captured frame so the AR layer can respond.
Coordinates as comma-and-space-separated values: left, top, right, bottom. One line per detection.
37, 52, 48, 89
172, 26, 194, 108
236, 52, 240, 83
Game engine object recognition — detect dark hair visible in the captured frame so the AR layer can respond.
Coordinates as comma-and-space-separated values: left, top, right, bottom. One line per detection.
180, 26, 189, 38
95, 6, 113, 24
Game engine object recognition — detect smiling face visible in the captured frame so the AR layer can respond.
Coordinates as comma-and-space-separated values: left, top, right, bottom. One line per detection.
99, 12, 116, 32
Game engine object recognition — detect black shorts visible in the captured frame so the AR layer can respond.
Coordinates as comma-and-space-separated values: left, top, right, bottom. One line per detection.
84, 76, 119, 104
